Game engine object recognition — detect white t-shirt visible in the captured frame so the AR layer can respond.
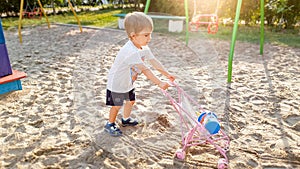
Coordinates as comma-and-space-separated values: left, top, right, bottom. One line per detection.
107, 40, 155, 93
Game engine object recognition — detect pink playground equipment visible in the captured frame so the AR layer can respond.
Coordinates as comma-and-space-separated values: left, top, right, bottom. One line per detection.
22, 0, 42, 19
162, 82, 230, 169
189, 0, 220, 34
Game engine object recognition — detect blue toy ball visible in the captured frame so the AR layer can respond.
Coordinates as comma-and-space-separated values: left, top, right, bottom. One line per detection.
198, 112, 220, 134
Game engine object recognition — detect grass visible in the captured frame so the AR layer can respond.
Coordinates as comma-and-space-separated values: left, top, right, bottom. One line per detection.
135, 18, 300, 48
1, 9, 299, 48
205, 25, 300, 48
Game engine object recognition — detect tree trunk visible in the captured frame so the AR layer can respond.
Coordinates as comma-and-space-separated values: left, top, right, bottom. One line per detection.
134, 0, 140, 10
51, 0, 56, 15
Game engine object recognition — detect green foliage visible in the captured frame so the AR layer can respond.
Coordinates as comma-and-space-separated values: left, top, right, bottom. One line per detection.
219, 0, 261, 24
146, 0, 299, 29
240, 0, 260, 25
266, 0, 300, 29
1, 0, 299, 30
148, 0, 187, 16
1, 7, 299, 48
0, 0, 19, 16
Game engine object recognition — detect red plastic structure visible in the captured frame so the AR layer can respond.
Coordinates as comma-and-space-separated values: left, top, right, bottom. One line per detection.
23, 8, 42, 19
189, 14, 219, 34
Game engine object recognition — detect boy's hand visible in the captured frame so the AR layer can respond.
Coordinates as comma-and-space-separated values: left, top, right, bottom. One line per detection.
132, 73, 138, 82
158, 82, 169, 90
167, 74, 175, 82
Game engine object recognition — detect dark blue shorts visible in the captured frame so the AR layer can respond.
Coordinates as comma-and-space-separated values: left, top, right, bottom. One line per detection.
106, 88, 136, 106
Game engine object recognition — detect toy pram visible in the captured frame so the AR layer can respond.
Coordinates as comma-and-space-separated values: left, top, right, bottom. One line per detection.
161, 82, 230, 169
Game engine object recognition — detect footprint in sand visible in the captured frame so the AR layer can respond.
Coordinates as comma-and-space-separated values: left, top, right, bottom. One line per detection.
157, 114, 171, 128
283, 114, 300, 131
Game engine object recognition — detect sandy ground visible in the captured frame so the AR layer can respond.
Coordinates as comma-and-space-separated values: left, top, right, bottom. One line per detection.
0, 24, 299, 169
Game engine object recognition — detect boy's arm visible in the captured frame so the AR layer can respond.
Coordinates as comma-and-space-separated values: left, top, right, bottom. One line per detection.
135, 63, 169, 90
148, 58, 175, 81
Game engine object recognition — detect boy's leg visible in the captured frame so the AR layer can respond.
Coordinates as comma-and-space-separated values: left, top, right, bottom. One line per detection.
122, 100, 138, 126
123, 88, 136, 118
105, 106, 122, 136
105, 89, 123, 136
106, 89, 123, 123
109, 106, 121, 123
123, 101, 135, 119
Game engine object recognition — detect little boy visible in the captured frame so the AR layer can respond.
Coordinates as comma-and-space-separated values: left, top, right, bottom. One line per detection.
105, 12, 175, 136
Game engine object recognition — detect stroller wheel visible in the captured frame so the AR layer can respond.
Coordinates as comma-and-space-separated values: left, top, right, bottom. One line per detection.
224, 145, 230, 152
217, 158, 228, 169
175, 149, 185, 159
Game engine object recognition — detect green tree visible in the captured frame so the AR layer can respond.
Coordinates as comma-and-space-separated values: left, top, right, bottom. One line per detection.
240, 0, 260, 25
0, 0, 19, 16
265, 0, 299, 29
285, 0, 299, 28
147, 0, 186, 16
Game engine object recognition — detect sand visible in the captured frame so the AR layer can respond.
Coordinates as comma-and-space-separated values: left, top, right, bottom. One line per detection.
0, 24, 299, 169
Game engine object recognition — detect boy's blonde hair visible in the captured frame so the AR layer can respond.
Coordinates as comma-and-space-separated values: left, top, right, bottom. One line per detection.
124, 12, 153, 37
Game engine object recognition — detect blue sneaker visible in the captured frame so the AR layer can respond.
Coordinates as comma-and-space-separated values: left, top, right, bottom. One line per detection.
104, 122, 122, 136
121, 118, 139, 127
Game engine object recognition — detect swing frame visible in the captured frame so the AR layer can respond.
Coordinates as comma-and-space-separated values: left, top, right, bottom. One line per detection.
18, 0, 82, 43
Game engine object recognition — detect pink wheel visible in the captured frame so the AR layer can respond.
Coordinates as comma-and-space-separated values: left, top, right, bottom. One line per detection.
175, 149, 186, 159
217, 158, 228, 169
208, 23, 218, 34
224, 145, 230, 152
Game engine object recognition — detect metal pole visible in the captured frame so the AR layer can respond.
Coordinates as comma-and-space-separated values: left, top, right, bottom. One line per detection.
37, 0, 50, 29
193, 0, 196, 16
227, 0, 242, 83
260, 0, 265, 55
144, 0, 151, 14
68, 0, 82, 32
215, 0, 220, 15
184, 0, 189, 45
18, 0, 24, 43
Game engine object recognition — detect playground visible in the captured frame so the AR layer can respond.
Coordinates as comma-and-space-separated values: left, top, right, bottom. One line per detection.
0, 21, 299, 168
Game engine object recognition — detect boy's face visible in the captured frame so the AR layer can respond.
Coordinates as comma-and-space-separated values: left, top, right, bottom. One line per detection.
131, 28, 152, 49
